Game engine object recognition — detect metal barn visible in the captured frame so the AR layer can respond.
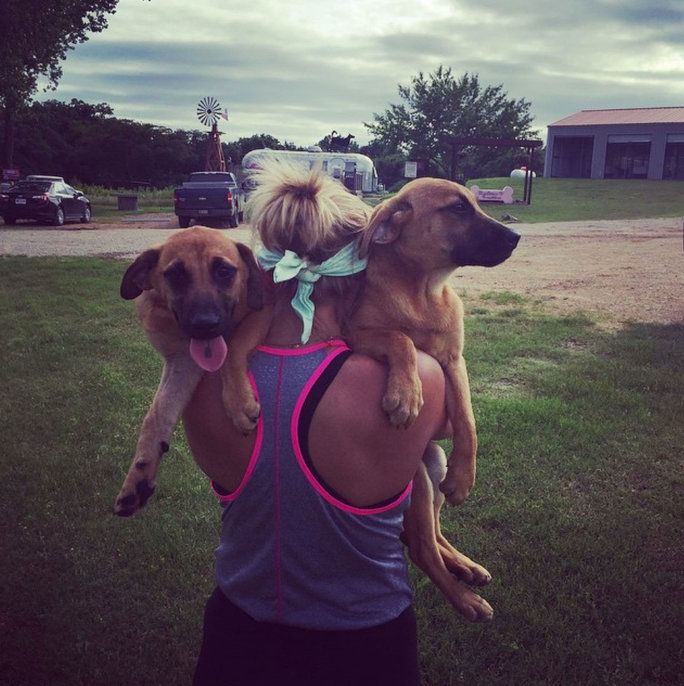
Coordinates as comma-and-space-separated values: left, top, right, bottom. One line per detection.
544, 107, 684, 180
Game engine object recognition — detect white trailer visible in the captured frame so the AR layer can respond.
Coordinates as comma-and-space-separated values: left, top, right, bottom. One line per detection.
241, 148, 379, 195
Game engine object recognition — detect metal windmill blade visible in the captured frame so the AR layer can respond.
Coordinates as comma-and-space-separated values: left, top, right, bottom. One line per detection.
197, 96, 222, 127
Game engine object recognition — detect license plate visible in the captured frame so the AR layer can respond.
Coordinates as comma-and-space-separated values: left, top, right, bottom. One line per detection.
198, 209, 209, 215
15, 198, 26, 205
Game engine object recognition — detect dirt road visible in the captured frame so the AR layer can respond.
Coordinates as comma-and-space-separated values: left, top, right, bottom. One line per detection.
1, 214, 682, 325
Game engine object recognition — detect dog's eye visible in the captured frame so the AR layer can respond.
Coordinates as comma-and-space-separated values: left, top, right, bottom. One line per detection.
448, 201, 470, 213
163, 263, 190, 290
213, 261, 236, 285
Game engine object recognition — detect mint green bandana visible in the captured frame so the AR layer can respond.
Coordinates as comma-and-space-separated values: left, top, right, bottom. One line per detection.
257, 238, 367, 343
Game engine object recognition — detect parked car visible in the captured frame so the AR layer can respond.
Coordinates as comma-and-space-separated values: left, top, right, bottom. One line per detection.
25, 175, 65, 183
173, 171, 245, 228
0, 179, 91, 226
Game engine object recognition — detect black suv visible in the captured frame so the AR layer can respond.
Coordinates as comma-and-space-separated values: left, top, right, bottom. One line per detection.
1, 180, 92, 226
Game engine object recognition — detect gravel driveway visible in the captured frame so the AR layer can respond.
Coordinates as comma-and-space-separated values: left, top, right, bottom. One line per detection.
0, 214, 254, 259
1, 214, 682, 325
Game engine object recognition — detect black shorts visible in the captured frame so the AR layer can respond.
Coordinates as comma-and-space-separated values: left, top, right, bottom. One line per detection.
193, 587, 421, 686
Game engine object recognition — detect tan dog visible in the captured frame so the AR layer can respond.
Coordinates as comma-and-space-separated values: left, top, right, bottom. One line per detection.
347, 177, 520, 621
223, 164, 518, 621
113, 226, 264, 517
352, 178, 520, 504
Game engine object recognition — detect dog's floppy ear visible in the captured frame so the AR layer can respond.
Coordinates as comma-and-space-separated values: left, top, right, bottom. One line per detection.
237, 242, 265, 311
120, 248, 160, 300
359, 195, 412, 258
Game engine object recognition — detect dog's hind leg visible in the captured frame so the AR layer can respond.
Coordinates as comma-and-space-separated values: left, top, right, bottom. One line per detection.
114, 354, 203, 517
402, 446, 493, 622
438, 355, 478, 505
423, 443, 492, 587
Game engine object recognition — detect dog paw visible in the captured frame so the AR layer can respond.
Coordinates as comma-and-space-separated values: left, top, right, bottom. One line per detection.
466, 563, 492, 587
440, 548, 492, 587
113, 479, 156, 517
382, 386, 424, 428
229, 399, 261, 435
455, 590, 494, 623
440, 481, 471, 506
222, 383, 261, 435
439, 467, 475, 506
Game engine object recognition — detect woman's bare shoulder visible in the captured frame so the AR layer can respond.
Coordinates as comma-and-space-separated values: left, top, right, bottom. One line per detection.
306, 350, 447, 505
313, 350, 447, 455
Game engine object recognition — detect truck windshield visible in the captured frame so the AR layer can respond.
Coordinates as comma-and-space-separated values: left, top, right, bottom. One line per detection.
187, 173, 233, 183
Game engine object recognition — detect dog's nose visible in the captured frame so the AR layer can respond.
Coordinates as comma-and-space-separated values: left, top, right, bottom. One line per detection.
503, 227, 521, 248
189, 311, 221, 338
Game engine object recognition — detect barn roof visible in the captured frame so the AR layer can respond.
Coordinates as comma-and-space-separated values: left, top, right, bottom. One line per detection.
549, 107, 684, 127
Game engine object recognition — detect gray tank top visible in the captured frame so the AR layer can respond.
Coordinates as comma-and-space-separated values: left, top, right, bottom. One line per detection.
213, 340, 414, 630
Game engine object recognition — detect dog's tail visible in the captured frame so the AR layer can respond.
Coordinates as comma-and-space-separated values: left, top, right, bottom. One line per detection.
246, 158, 370, 263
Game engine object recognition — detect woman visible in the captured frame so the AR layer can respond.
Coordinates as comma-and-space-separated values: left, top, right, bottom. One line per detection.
183, 162, 449, 686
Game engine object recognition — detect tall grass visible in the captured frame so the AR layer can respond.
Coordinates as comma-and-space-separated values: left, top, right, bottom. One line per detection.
78, 184, 176, 207
74, 184, 176, 219
0, 257, 681, 685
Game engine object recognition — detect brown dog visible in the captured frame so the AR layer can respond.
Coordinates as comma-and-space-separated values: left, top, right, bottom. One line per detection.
347, 177, 520, 620
113, 226, 263, 517
352, 177, 520, 504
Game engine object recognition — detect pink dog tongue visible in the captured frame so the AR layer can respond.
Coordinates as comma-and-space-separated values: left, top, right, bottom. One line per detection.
189, 336, 228, 372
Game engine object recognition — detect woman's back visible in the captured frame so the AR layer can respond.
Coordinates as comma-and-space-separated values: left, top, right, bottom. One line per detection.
184, 339, 446, 509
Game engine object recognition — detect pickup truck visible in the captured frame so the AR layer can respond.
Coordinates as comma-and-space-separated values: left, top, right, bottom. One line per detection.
173, 171, 245, 228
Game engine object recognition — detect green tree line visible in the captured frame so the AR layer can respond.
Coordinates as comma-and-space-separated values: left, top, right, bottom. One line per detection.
0, 98, 302, 187
1, 74, 542, 190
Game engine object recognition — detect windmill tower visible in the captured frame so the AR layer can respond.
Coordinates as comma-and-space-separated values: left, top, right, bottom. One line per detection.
197, 96, 229, 171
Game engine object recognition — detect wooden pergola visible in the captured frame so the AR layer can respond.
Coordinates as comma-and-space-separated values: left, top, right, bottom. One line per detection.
446, 136, 544, 204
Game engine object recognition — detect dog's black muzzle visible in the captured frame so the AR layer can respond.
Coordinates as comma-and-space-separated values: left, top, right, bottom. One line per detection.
177, 296, 231, 340
452, 221, 521, 268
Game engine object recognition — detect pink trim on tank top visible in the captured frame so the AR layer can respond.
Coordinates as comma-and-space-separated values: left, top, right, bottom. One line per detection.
211, 342, 346, 503
290, 348, 412, 516
257, 339, 348, 356
211, 371, 263, 503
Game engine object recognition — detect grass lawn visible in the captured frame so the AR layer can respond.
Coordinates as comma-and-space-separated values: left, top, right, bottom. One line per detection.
78, 177, 684, 225
1, 257, 681, 685
465, 177, 684, 223
92, 205, 174, 220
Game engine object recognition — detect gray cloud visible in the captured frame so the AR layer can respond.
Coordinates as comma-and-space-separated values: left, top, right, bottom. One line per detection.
37, 0, 684, 146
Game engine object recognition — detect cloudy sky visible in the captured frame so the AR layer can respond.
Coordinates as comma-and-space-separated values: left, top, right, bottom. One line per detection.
39, 0, 684, 146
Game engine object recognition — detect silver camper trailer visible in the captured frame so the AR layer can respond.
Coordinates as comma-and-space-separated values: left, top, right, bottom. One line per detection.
241, 148, 379, 196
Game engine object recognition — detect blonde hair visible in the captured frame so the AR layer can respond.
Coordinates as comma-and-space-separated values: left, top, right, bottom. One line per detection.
246, 158, 371, 264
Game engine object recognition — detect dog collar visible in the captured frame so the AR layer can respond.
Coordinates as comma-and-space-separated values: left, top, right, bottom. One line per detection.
257, 238, 367, 343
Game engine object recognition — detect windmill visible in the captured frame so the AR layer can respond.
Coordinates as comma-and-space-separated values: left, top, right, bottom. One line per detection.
197, 96, 229, 172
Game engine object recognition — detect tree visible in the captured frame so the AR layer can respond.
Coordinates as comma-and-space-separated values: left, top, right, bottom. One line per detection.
0, 0, 121, 167
223, 134, 284, 165
365, 66, 535, 180
359, 139, 405, 190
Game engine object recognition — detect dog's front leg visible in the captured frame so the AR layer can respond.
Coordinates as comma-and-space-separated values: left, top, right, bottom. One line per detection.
114, 353, 203, 516
349, 328, 423, 427
220, 306, 273, 434
439, 354, 478, 505
402, 446, 493, 622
